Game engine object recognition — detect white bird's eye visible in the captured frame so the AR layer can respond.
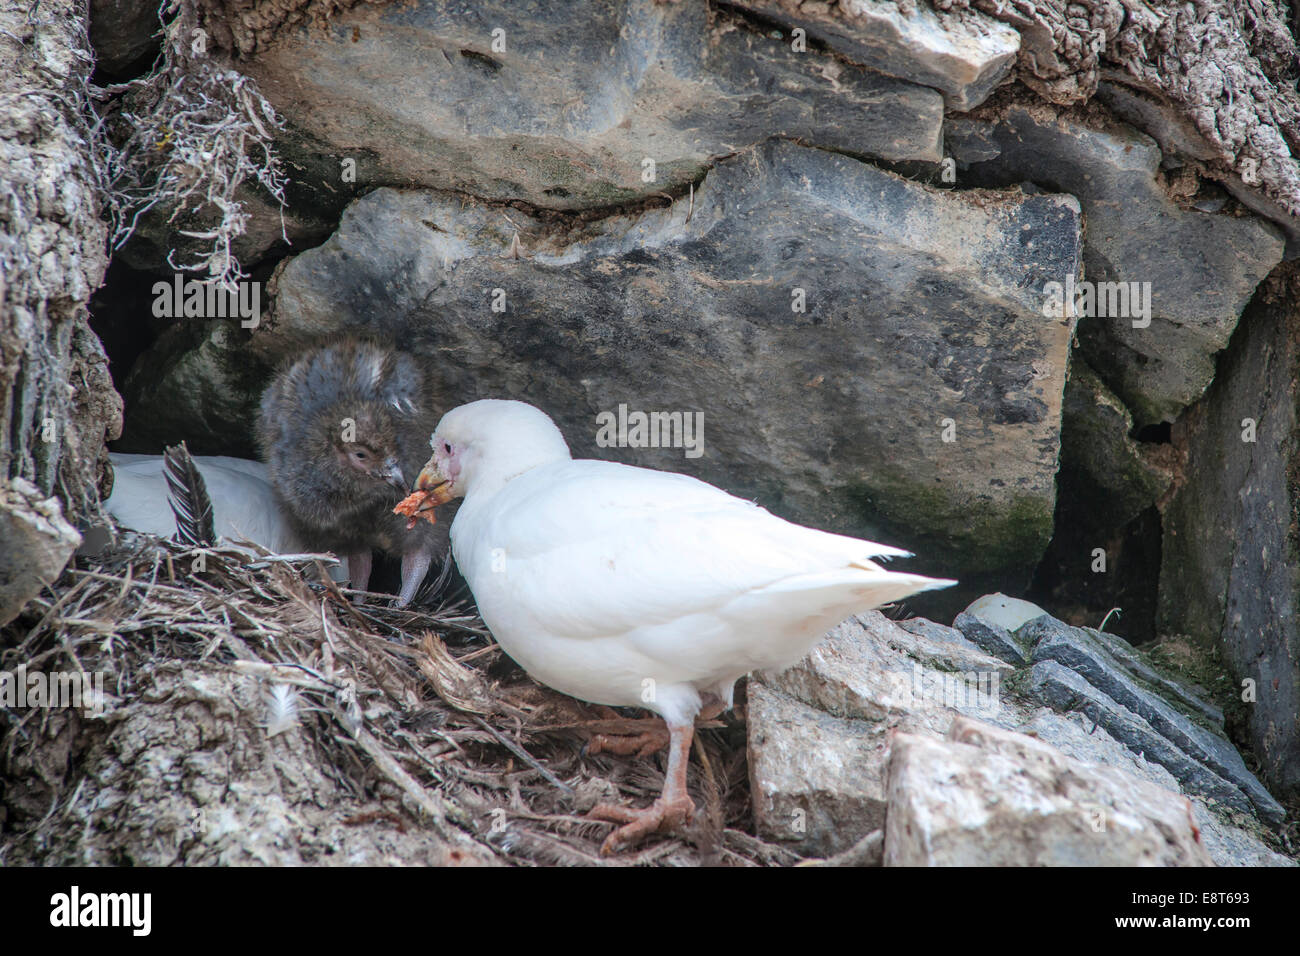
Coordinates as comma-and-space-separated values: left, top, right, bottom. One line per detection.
443, 441, 452, 454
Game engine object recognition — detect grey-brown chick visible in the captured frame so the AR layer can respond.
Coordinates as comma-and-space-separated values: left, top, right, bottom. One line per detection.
256, 339, 447, 606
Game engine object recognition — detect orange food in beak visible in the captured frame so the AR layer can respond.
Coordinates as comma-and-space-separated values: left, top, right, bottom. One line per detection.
393, 464, 455, 529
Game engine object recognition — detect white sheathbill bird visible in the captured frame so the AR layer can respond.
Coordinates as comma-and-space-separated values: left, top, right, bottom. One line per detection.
408, 399, 955, 853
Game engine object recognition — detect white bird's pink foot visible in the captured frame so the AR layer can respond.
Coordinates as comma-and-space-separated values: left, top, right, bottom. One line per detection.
588, 721, 696, 855
589, 794, 696, 856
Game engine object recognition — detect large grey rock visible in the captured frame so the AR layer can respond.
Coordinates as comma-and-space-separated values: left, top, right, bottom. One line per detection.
949, 104, 1285, 427
748, 611, 1013, 855
732, 0, 1019, 110
239, 0, 943, 212
1158, 264, 1300, 801
124, 140, 1083, 592
746, 679, 890, 855
747, 610, 1289, 864
884, 717, 1215, 866
1022, 617, 1284, 824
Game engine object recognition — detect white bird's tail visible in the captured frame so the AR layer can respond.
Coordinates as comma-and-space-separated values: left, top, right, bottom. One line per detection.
799, 565, 957, 614
719, 564, 957, 676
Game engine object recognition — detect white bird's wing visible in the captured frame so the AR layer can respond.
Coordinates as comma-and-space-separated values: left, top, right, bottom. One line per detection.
107, 454, 306, 554
468, 459, 945, 641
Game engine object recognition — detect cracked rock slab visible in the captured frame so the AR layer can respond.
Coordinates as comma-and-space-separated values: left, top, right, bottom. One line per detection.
239, 0, 943, 212
1158, 265, 1300, 801
1021, 616, 1284, 824
948, 104, 1284, 426
731, 0, 1019, 110
884, 716, 1214, 866
748, 611, 1013, 855
1025, 659, 1259, 822
748, 611, 1286, 863
746, 678, 891, 855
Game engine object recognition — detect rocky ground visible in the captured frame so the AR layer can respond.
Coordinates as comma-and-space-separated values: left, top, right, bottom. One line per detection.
2, 0, 1299, 865
1, 538, 1291, 865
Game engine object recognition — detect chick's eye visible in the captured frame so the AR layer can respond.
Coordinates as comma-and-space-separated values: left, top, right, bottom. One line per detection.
353, 449, 368, 461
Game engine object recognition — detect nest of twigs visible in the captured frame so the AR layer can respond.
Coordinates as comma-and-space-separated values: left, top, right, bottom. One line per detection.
0, 534, 799, 866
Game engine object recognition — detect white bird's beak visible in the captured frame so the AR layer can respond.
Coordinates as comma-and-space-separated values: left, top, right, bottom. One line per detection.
414, 458, 455, 512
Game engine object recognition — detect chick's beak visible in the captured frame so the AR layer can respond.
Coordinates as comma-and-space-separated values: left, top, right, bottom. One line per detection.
380, 458, 407, 494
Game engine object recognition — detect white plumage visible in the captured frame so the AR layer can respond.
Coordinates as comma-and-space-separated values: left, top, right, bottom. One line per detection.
106, 453, 306, 554
455, 458, 948, 724
414, 399, 955, 852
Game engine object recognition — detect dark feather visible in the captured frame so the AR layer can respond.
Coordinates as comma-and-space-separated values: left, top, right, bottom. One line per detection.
411, 547, 465, 606
163, 441, 216, 546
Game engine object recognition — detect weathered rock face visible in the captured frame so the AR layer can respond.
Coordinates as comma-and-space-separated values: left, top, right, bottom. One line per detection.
885, 717, 1214, 867
747, 604, 1288, 864
1, 0, 125, 624
1158, 264, 1300, 801
731, 0, 1019, 110
949, 102, 1285, 427
123, 141, 1083, 594
1, 662, 495, 865
746, 680, 891, 854
233, 0, 943, 213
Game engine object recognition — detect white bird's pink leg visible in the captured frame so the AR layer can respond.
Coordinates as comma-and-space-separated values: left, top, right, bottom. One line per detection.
589, 719, 696, 855
397, 546, 433, 607
346, 550, 372, 602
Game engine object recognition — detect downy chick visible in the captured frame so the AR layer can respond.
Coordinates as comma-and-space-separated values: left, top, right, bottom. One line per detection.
256, 339, 447, 605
